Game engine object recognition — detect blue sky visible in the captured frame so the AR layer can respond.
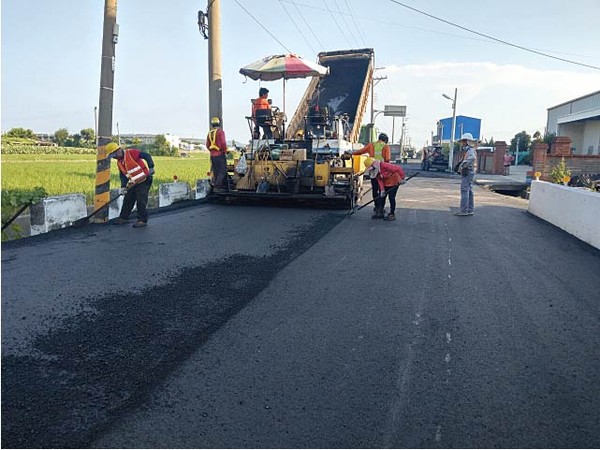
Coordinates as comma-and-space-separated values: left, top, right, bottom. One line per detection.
2, 0, 600, 148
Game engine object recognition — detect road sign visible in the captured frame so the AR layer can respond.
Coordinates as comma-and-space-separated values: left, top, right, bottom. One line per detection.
384, 105, 406, 117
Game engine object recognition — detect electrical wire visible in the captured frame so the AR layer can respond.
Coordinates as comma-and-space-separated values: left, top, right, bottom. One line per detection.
322, 0, 353, 48
292, 1, 325, 51
332, 0, 361, 48
388, 0, 600, 71
233, 0, 292, 54
343, 0, 368, 47
279, 0, 317, 55
283, 0, 600, 65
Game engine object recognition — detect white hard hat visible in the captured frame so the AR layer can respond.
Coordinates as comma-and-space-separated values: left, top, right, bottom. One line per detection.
460, 132, 474, 141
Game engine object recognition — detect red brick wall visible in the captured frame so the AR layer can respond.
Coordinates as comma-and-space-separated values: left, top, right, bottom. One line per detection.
493, 141, 508, 175
531, 137, 600, 180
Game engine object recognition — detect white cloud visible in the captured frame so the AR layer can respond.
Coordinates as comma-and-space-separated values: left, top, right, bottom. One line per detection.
376, 62, 600, 146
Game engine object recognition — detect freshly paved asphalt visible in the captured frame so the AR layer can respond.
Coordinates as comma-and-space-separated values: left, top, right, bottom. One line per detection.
2, 172, 599, 448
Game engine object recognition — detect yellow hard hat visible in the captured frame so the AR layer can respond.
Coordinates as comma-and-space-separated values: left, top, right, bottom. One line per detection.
211, 117, 221, 126
106, 142, 120, 155
364, 156, 375, 168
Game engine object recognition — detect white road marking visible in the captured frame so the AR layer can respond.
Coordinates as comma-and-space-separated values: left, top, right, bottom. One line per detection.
446, 332, 451, 344
435, 425, 442, 442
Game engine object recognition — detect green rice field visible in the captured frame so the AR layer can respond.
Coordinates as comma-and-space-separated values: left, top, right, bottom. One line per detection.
1, 153, 212, 205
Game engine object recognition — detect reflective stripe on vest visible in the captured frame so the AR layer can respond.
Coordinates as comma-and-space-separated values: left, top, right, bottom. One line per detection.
373, 141, 386, 161
118, 150, 147, 185
208, 129, 220, 152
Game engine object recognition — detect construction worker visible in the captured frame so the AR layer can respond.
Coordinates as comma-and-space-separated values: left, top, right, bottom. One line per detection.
351, 132, 391, 204
251, 87, 273, 139
106, 142, 155, 228
455, 132, 478, 216
206, 117, 228, 190
364, 156, 405, 221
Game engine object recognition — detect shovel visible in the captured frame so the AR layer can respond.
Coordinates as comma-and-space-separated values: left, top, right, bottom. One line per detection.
73, 190, 126, 227
348, 171, 420, 216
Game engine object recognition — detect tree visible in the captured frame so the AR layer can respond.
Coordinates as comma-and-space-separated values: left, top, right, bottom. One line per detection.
5, 127, 35, 139
80, 128, 95, 147
510, 131, 531, 153
53, 128, 69, 146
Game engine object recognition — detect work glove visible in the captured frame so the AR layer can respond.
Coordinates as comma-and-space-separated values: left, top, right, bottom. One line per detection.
148, 168, 155, 176
379, 191, 387, 198
119, 188, 128, 195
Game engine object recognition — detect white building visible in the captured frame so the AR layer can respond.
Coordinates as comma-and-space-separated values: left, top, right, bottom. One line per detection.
546, 90, 600, 155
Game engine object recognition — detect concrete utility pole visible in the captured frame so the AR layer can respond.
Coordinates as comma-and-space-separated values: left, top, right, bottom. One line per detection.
207, 0, 223, 126
93, 0, 118, 222
443, 88, 458, 171
370, 66, 386, 141
515, 136, 520, 166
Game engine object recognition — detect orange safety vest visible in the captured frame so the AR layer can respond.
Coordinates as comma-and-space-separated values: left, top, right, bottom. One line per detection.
117, 150, 148, 185
208, 129, 221, 152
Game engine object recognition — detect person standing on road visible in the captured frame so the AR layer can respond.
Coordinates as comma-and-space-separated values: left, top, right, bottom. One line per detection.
106, 142, 155, 228
503, 151, 515, 175
351, 133, 391, 204
455, 133, 477, 216
364, 156, 405, 221
206, 117, 228, 190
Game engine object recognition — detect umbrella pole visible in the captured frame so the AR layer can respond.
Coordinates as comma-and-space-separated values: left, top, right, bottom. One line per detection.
283, 78, 286, 115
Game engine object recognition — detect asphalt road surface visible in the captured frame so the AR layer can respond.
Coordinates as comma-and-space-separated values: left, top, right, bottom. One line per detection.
2, 175, 599, 448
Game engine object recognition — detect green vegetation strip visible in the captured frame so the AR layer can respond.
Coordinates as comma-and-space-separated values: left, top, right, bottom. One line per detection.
1, 153, 212, 206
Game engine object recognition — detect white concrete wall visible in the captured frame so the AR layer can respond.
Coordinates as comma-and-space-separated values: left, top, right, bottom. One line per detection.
194, 179, 212, 200
158, 182, 191, 207
529, 180, 600, 249
30, 194, 87, 235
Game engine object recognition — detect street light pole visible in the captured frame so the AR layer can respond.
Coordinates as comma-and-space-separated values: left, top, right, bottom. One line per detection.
443, 88, 457, 171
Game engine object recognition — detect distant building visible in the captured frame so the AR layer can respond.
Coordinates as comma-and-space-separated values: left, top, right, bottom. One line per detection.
120, 134, 156, 145
435, 115, 482, 143
546, 90, 600, 155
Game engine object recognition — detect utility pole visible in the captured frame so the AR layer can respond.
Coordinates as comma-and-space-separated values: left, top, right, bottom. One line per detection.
515, 136, 520, 166
370, 66, 386, 141
449, 88, 457, 171
399, 117, 406, 153
207, 0, 223, 126
93, 0, 118, 222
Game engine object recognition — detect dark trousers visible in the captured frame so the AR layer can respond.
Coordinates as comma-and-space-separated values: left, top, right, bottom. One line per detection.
375, 184, 400, 214
254, 124, 273, 140
211, 154, 228, 189
120, 178, 152, 222
370, 177, 380, 202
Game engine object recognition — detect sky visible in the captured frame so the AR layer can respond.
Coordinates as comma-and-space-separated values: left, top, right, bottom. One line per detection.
2, 0, 600, 148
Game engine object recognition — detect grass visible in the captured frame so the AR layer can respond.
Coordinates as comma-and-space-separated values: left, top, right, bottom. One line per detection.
1, 153, 213, 205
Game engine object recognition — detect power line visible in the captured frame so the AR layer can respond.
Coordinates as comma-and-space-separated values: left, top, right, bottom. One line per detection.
292, 1, 325, 51
283, 0, 600, 64
322, 0, 353, 48
332, 0, 361, 48
343, 0, 368, 47
233, 0, 292, 54
279, 0, 317, 55
388, 0, 600, 71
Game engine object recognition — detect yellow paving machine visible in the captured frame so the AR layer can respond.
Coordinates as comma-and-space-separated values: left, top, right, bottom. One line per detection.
210, 48, 375, 208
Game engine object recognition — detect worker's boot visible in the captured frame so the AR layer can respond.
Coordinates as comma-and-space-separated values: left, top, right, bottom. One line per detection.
371, 206, 384, 219
384, 212, 396, 221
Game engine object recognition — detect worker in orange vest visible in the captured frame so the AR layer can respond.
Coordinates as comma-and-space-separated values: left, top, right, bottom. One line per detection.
251, 87, 273, 139
106, 142, 155, 228
351, 133, 391, 205
206, 117, 228, 190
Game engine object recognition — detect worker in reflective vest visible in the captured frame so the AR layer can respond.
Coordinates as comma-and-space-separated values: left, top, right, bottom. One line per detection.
106, 142, 155, 228
206, 117, 228, 190
351, 133, 391, 204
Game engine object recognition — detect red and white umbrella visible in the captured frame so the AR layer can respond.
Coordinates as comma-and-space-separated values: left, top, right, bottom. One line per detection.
240, 54, 329, 112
